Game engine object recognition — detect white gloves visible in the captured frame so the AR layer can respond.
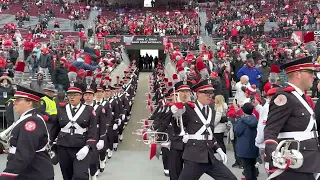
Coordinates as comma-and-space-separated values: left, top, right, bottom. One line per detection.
113, 124, 118, 130
96, 140, 104, 150
118, 119, 122, 126
121, 114, 125, 121
217, 148, 227, 165
76, 146, 89, 161
129, 101, 132, 106
170, 104, 186, 118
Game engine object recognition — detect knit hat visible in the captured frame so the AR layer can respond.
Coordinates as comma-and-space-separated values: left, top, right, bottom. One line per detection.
242, 103, 254, 115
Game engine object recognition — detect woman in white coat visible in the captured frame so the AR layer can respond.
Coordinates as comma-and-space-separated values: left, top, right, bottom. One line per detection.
213, 95, 228, 153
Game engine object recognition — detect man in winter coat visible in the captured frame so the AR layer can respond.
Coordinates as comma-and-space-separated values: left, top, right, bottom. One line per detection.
258, 59, 270, 92
52, 58, 69, 92
38, 48, 52, 81
237, 58, 263, 87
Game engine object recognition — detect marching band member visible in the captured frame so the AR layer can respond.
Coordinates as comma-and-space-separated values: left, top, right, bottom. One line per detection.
171, 60, 237, 180
116, 79, 129, 141
123, 71, 135, 101
265, 56, 320, 179
157, 77, 193, 180
83, 87, 108, 180
151, 84, 174, 177
122, 75, 134, 122
105, 85, 120, 159
94, 85, 112, 172
50, 85, 97, 180
0, 85, 54, 180
112, 79, 123, 151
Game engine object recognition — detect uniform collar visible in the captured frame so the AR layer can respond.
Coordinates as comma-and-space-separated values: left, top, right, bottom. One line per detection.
85, 102, 94, 106
95, 99, 103, 104
71, 103, 81, 109
196, 100, 208, 110
21, 108, 35, 118
287, 82, 304, 96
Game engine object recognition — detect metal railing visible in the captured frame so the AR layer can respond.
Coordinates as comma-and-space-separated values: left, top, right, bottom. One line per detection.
0, 105, 7, 131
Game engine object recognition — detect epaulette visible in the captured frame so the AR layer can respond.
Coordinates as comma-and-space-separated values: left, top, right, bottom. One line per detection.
283, 86, 295, 92
42, 115, 49, 121
185, 101, 195, 109
59, 102, 68, 107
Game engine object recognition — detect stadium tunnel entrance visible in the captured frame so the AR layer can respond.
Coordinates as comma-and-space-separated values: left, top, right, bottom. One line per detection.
125, 44, 166, 72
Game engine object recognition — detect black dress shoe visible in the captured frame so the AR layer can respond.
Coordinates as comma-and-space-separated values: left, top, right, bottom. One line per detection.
114, 148, 117, 151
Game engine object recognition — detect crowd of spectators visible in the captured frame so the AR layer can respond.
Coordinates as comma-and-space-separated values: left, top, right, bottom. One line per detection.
204, 0, 319, 42
93, 10, 199, 37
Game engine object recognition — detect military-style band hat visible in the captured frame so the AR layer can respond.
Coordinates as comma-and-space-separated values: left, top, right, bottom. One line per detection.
84, 88, 95, 94
191, 79, 214, 92
281, 56, 318, 73
96, 86, 104, 92
67, 87, 82, 94
14, 85, 44, 102
174, 80, 193, 91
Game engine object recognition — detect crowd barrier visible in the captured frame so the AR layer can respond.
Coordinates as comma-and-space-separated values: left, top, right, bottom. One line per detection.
0, 105, 7, 131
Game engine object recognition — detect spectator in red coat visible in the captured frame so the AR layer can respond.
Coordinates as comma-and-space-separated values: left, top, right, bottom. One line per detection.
230, 27, 238, 42
0, 56, 6, 69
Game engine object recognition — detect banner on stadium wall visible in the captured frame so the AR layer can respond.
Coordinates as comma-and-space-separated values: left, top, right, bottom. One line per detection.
166, 36, 195, 46
123, 36, 163, 45
105, 36, 123, 46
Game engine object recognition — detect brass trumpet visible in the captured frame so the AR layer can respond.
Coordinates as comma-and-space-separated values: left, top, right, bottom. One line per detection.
272, 140, 303, 169
0, 124, 15, 149
141, 131, 169, 145
267, 140, 304, 180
